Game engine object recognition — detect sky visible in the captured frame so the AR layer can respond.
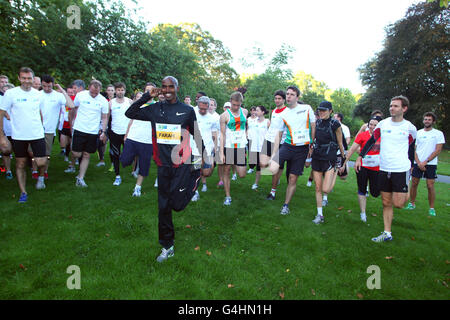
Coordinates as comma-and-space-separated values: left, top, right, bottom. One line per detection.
126, 0, 420, 94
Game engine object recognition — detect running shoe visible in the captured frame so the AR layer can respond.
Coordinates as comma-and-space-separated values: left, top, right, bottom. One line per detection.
131, 170, 139, 178
266, 193, 275, 200
280, 204, 290, 215
251, 183, 258, 190
64, 166, 76, 173
191, 191, 200, 202
96, 161, 105, 167
5, 171, 13, 180
201, 184, 207, 192
18, 192, 28, 203
428, 208, 436, 216
75, 177, 88, 188
113, 176, 122, 186
35, 178, 46, 190
322, 199, 328, 207
132, 187, 141, 197
223, 197, 232, 206
360, 213, 367, 222
312, 214, 324, 224
306, 180, 312, 187
75, 159, 79, 166
108, 164, 114, 172
231, 173, 237, 181
64, 156, 69, 162
156, 246, 174, 263
405, 202, 415, 210
154, 178, 158, 188
247, 168, 254, 174
371, 232, 393, 243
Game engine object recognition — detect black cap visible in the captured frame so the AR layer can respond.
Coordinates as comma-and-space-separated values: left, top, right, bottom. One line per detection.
370, 116, 382, 123
318, 101, 332, 111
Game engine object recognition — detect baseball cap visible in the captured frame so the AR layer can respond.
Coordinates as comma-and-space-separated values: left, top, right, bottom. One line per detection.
318, 101, 332, 111
223, 102, 231, 109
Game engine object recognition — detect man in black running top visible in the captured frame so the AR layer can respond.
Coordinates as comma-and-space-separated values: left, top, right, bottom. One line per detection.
125, 76, 205, 263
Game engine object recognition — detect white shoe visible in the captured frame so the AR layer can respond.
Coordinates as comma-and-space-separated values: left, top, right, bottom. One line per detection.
113, 176, 122, 186
247, 168, 254, 174
36, 178, 46, 190
231, 173, 237, 181
191, 191, 200, 202
156, 246, 174, 263
75, 177, 88, 187
64, 156, 69, 162
64, 166, 76, 173
251, 183, 258, 190
154, 178, 158, 188
306, 180, 312, 187
131, 170, 139, 178
96, 161, 105, 167
201, 184, 207, 192
75, 159, 79, 165
360, 213, 367, 222
322, 199, 328, 207
132, 187, 141, 197
223, 197, 232, 206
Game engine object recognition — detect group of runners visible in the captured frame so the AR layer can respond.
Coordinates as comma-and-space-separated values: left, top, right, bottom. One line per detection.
0, 67, 445, 262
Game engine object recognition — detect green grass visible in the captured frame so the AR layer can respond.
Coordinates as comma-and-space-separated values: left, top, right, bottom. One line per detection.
0, 143, 449, 300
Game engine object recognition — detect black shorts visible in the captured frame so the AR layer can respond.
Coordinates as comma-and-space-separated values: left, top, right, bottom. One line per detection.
60, 127, 72, 138
311, 158, 336, 173
274, 144, 309, 176
411, 164, 437, 180
72, 130, 98, 154
224, 147, 247, 166
12, 138, 46, 158
379, 171, 409, 193
356, 167, 380, 197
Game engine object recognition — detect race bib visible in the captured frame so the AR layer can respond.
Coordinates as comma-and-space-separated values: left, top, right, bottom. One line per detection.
229, 130, 246, 145
292, 129, 310, 145
156, 123, 181, 145
362, 154, 380, 167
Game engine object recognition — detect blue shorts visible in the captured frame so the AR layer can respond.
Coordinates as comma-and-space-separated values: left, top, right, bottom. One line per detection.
120, 139, 153, 176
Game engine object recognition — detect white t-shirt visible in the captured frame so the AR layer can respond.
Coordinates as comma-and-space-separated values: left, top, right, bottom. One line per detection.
1, 95, 12, 137
247, 117, 258, 140
73, 90, 109, 135
265, 106, 287, 143
210, 111, 221, 150
250, 118, 269, 152
0, 87, 45, 140
271, 103, 315, 146
40, 90, 66, 134
414, 128, 445, 165
374, 117, 417, 172
110, 98, 132, 135
127, 120, 152, 144
191, 109, 219, 156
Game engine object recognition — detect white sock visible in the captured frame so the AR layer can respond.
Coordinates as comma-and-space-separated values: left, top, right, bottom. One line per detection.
323, 195, 328, 201
38, 176, 44, 182
317, 207, 323, 216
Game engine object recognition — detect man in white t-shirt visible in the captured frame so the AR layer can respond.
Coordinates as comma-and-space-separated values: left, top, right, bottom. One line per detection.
358, 95, 417, 242
37, 74, 74, 178
405, 112, 445, 216
0, 67, 47, 203
107, 82, 132, 186
191, 96, 217, 201
70, 80, 109, 187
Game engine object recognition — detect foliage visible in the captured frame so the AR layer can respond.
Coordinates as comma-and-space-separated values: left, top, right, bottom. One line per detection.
356, 1, 449, 136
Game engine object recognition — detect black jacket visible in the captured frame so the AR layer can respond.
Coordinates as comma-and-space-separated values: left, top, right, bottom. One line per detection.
125, 92, 204, 167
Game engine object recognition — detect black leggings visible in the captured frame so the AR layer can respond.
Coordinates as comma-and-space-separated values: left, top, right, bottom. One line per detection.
109, 131, 125, 176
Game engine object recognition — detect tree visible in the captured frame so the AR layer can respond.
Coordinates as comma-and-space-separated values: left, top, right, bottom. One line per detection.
356, 1, 449, 135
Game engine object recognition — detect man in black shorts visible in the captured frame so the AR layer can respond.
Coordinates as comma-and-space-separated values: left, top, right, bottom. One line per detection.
70, 80, 109, 187
125, 76, 206, 263
0, 67, 47, 203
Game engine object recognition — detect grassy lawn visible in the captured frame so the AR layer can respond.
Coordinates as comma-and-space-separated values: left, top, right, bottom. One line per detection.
0, 142, 449, 300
